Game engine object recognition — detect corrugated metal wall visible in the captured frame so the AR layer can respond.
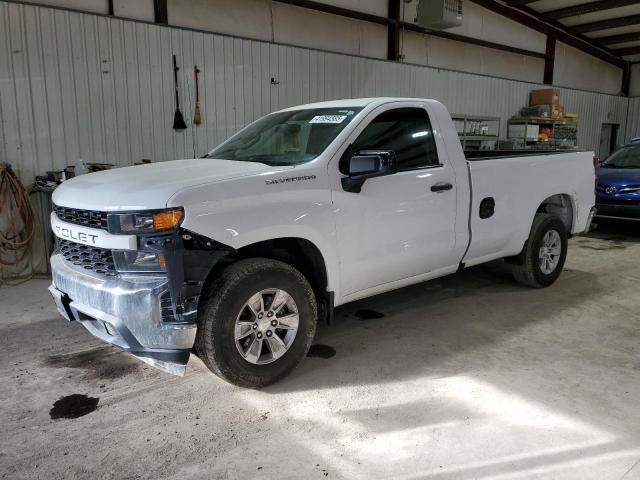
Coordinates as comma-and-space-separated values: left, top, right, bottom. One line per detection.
0, 0, 634, 183
625, 97, 640, 141
0, 1, 636, 276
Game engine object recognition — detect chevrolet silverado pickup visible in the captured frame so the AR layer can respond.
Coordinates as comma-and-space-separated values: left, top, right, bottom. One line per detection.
49, 98, 596, 387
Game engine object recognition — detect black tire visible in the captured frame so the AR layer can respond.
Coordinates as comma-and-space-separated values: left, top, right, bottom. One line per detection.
512, 213, 568, 288
195, 258, 317, 388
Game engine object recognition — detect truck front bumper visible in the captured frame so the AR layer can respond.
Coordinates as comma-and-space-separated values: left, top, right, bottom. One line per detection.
49, 253, 196, 375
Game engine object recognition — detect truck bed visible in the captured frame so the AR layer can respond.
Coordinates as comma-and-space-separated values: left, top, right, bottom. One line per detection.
462, 148, 595, 267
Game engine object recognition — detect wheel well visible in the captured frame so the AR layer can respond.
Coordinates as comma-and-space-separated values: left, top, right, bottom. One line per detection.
206, 237, 329, 302
507, 194, 574, 266
537, 194, 574, 233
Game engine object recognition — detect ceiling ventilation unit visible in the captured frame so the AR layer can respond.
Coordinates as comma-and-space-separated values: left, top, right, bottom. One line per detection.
416, 0, 463, 30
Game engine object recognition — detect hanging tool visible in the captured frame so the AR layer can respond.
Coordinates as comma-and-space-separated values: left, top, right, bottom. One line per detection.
0, 164, 35, 281
172, 55, 187, 131
193, 65, 202, 126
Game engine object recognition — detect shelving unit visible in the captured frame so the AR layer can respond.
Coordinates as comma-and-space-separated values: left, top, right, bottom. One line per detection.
451, 114, 501, 151
507, 117, 578, 150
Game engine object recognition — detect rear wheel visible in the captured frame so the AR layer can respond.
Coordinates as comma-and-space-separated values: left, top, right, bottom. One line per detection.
512, 213, 568, 288
195, 258, 317, 388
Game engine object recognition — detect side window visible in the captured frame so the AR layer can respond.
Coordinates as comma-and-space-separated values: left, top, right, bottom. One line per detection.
351, 107, 439, 170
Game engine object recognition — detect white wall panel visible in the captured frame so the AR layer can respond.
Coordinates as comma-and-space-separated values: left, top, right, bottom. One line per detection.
554, 42, 623, 95
357, 22, 387, 60
314, 0, 387, 17
0, 0, 633, 182
624, 97, 640, 142
401, 31, 545, 84
272, 3, 386, 59
167, 0, 273, 42
630, 64, 640, 97
11, 0, 627, 94
113, 0, 154, 22
25, 0, 107, 14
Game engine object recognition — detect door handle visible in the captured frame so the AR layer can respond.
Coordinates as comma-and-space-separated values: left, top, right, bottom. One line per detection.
431, 182, 453, 193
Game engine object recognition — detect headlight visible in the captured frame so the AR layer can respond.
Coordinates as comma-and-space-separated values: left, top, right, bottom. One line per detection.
112, 250, 166, 273
108, 208, 184, 234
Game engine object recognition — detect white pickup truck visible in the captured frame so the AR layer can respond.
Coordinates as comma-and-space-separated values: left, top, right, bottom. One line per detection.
49, 98, 596, 387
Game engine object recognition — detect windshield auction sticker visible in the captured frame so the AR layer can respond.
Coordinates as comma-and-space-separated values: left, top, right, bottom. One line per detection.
309, 115, 347, 124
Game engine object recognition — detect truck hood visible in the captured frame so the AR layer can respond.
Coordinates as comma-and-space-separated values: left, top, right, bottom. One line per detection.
52, 158, 276, 211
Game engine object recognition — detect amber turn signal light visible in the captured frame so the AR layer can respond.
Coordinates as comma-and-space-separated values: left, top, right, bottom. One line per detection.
152, 208, 184, 231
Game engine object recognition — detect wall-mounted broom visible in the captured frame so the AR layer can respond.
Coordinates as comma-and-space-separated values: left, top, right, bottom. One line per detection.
193, 65, 201, 126
172, 55, 187, 131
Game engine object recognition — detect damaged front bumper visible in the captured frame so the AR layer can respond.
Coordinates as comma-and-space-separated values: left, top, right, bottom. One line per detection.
49, 254, 196, 375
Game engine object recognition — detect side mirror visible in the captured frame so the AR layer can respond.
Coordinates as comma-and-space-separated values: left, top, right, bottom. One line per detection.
340, 150, 397, 193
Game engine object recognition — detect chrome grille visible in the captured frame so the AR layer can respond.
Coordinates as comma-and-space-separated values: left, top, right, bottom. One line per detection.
57, 239, 117, 276
53, 204, 109, 231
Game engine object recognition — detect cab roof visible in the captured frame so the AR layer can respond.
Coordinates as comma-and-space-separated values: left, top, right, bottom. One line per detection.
277, 97, 435, 112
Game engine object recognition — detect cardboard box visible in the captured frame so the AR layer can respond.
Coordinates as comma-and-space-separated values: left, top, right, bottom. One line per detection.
530, 88, 560, 107
552, 105, 564, 119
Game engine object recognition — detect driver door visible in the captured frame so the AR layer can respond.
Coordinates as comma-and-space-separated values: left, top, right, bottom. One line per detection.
330, 103, 459, 297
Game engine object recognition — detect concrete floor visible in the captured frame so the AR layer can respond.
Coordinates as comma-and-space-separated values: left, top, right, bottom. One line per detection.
1, 220, 640, 480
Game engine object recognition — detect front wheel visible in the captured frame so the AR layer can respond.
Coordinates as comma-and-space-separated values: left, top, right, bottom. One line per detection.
512, 213, 568, 288
195, 258, 317, 388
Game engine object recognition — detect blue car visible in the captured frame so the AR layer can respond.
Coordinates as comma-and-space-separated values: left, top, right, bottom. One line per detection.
596, 141, 640, 220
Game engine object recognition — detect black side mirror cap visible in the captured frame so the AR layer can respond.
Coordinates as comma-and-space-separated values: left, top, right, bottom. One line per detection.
340, 150, 397, 193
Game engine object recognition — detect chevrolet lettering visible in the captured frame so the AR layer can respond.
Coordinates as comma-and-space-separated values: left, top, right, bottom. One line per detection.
54, 225, 99, 245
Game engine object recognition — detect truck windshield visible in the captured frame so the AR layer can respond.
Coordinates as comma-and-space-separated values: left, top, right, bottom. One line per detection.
206, 107, 362, 166
601, 144, 640, 169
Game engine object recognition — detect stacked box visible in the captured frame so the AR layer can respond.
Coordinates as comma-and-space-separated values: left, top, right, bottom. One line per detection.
529, 88, 564, 119
530, 88, 560, 108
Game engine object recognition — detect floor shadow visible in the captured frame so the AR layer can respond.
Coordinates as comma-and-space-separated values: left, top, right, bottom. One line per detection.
584, 217, 640, 242
267, 260, 602, 394
573, 218, 640, 251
